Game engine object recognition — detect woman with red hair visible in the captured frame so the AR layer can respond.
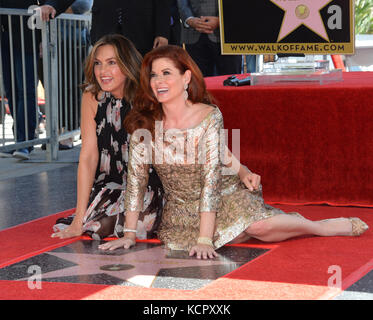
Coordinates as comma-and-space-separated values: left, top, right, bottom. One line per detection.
99, 45, 368, 259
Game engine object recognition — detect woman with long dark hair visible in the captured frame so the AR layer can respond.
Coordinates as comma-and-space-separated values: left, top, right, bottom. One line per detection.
51, 34, 164, 240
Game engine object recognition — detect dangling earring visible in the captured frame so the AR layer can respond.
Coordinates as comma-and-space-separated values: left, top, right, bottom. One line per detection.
183, 83, 189, 101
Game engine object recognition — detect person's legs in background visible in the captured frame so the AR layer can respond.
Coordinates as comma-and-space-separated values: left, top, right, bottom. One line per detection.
13, 50, 37, 144
211, 40, 242, 76
169, 0, 182, 47
185, 34, 215, 77
1, 35, 37, 160
245, 55, 257, 73
0, 38, 14, 158
186, 34, 243, 77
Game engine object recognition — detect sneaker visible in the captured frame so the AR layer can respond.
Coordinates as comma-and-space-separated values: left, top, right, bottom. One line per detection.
58, 142, 73, 150
13, 148, 30, 160
0, 150, 14, 158
59, 137, 74, 150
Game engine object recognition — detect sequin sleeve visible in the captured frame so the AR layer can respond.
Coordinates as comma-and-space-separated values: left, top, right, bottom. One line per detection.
124, 130, 152, 212
198, 108, 224, 212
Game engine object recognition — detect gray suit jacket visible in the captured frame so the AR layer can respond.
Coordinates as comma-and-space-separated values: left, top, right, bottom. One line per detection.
177, 0, 220, 44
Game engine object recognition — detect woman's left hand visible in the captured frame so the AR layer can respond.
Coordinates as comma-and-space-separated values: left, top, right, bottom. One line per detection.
189, 244, 218, 260
98, 237, 135, 251
239, 167, 261, 192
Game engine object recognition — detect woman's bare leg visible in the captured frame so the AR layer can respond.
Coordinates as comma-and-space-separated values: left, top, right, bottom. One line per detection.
242, 214, 356, 242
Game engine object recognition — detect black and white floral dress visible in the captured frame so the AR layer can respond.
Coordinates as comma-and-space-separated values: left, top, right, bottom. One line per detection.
54, 92, 164, 240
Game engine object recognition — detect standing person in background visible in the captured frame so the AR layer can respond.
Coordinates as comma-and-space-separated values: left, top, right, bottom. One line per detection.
38, 0, 93, 150
58, 0, 93, 149
0, 0, 74, 159
89, 0, 172, 57
177, 0, 241, 77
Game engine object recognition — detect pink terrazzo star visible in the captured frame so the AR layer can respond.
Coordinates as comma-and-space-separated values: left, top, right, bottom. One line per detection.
270, 0, 333, 41
22, 246, 233, 288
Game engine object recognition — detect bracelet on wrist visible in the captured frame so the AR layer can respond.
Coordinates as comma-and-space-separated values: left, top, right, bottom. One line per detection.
123, 228, 137, 233
197, 237, 213, 246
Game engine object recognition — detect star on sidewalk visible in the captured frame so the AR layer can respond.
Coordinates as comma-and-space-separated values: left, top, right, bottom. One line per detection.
270, 0, 333, 42
22, 245, 236, 288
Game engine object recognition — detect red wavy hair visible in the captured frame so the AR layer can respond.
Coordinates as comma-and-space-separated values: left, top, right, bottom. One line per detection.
124, 45, 214, 136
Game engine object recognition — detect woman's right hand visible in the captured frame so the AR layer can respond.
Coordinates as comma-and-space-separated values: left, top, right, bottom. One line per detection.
189, 243, 218, 260
51, 222, 83, 239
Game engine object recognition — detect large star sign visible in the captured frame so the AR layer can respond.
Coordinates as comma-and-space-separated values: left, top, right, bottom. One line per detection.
270, 0, 333, 42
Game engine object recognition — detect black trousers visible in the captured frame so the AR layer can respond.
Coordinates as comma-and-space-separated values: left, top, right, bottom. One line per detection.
185, 33, 242, 77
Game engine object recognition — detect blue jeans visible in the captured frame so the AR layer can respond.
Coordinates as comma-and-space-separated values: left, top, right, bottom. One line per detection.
244, 55, 257, 73
1, 32, 37, 145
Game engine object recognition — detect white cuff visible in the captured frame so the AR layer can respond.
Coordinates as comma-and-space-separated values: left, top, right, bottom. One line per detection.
184, 16, 194, 28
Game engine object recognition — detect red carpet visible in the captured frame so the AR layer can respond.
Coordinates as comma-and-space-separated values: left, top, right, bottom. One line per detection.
205, 72, 373, 207
0, 209, 77, 269
0, 205, 372, 300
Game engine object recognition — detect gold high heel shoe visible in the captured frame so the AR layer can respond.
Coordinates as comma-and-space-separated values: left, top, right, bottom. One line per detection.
349, 217, 369, 236
318, 217, 369, 236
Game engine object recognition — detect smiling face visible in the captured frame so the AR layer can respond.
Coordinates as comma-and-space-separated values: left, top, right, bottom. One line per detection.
94, 44, 127, 98
149, 57, 191, 104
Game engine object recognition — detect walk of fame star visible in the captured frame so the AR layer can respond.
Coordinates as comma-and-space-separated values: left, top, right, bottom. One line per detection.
6, 241, 269, 290
270, 0, 333, 42
34, 246, 233, 288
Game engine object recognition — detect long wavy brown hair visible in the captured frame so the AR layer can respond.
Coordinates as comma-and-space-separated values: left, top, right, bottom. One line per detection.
81, 34, 142, 103
124, 45, 214, 136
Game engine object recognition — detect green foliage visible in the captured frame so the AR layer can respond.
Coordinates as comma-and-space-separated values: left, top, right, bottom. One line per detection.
355, 0, 373, 34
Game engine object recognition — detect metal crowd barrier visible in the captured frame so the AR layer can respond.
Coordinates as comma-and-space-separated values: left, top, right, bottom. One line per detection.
0, 7, 91, 161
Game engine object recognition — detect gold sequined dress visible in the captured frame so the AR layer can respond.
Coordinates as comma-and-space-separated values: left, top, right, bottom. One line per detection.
125, 107, 293, 250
